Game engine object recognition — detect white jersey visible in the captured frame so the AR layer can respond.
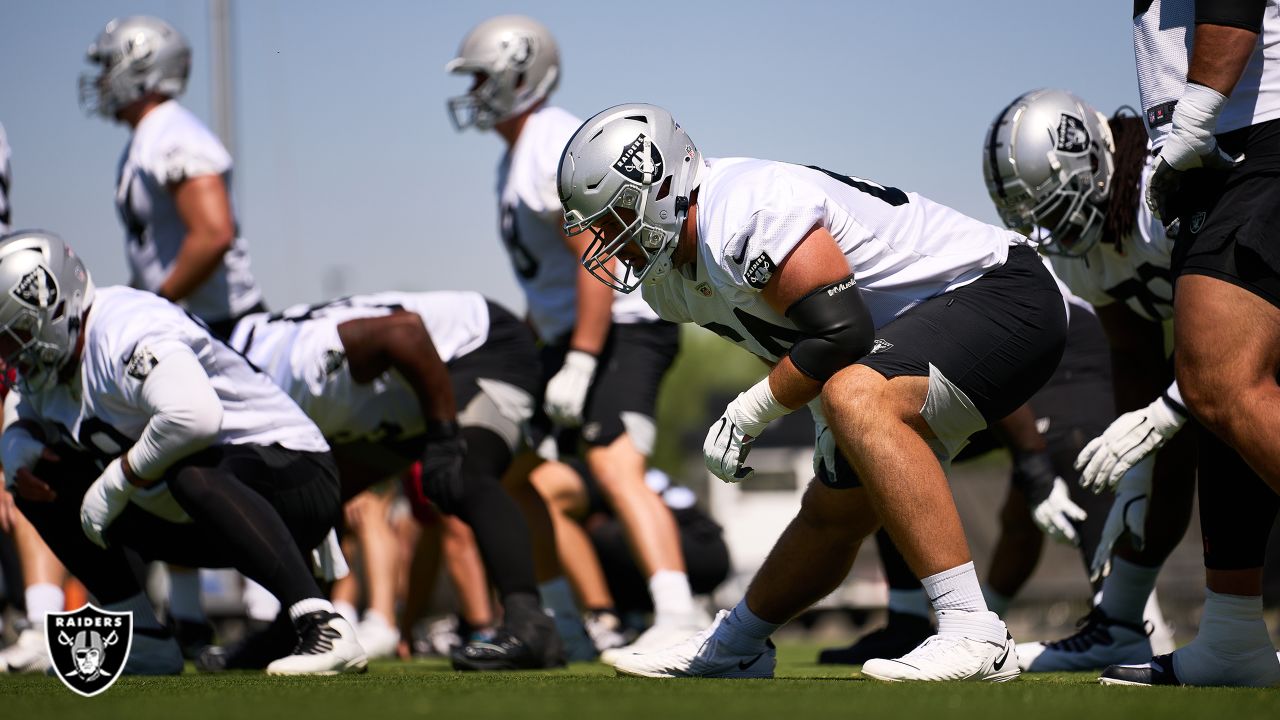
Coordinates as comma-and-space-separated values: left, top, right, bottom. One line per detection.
229, 291, 490, 443
642, 159, 1022, 363
10, 287, 327, 463
1049, 154, 1175, 322
116, 100, 262, 324
1135, 0, 1280, 141
0, 121, 11, 234
497, 105, 658, 342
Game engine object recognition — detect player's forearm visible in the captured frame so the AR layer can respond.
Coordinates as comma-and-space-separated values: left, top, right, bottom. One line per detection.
569, 265, 612, 355
158, 229, 232, 302
992, 404, 1047, 456
1189, 1, 1264, 96
766, 357, 822, 411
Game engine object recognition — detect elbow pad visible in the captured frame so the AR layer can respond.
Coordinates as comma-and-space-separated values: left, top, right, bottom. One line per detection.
1196, 0, 1266, 33
784, 276, 874, 382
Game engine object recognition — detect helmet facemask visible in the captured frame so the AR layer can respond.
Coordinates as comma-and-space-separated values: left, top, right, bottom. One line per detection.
565, 181, 678, 293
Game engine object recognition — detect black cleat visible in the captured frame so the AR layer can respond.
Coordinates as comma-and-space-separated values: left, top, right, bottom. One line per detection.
818, 611, 936, 666
1099, 653, 1180, 686
171, 617, 216, 661
451, 603, 566, 671
195, 615, 296, 672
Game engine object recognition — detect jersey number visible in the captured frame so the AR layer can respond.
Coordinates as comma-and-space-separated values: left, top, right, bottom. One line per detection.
501, 204, 540, 280
806, 166, 909, 207
702, 308, 800, 359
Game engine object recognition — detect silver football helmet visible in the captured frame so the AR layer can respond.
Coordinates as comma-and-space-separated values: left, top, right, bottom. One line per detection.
0, 231, 95, 391
559, 103, 706, 293
983, 89, 1115, 257
445, 15, 560, 131
79, 16, 191, 118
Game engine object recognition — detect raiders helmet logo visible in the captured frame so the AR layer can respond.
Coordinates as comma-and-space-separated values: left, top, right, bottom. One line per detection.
613, 133, 665, 184
1055, 114, 1090, 154
745, 252, 777, 290
46, 604, 133, 697
502, 34, 534, 70
11, 265, 59, 309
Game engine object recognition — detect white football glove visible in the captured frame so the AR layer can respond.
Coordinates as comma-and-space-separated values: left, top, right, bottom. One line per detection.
1147, 83, 1238, 221
1031, 478, 1089, 546
543, 350, 597, 427
80, 458, 135, 549
1089, 455, 1155, 582
704, 380, 791, 484
1076, 395, 1186, 494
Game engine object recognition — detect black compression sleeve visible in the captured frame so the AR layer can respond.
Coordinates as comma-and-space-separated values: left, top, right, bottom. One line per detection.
784, 275, 874, 381
1196, 0, 1266, 33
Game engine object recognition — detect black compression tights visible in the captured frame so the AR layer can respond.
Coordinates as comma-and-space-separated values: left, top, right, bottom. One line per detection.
454, 426, 539, 600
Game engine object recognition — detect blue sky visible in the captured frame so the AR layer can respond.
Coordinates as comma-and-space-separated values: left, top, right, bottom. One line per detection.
1, 0, 1140, 313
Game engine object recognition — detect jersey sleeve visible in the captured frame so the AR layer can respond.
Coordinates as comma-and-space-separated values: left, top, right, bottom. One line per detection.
716, 172, 826, 293
123, 340, 224, 480
150, 127, 232, 186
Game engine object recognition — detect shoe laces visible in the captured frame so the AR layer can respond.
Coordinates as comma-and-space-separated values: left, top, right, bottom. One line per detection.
1044, 608, 1147, 653
293, 612, 341, 656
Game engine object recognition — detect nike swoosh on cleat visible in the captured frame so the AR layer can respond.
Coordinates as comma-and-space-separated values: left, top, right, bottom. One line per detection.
993, 645, 1011, 671
738, 653, 765, 671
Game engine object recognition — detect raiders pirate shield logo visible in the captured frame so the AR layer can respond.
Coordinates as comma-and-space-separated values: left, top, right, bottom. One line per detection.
10, 265, 59, 309
1189, 211, 1207, 234
46, 604, 133, 697
613, 133, 665, 184
1055, 114, 1090, 154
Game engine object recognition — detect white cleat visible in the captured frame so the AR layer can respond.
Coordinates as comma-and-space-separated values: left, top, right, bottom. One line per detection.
0, 624, 52, 674
1016, 608, 1154, 672
613, 610, 775, 679
862, 632, 1020, 683
355, 613, 401, 660
599, 612, 710, 666
266, 612, 368, 676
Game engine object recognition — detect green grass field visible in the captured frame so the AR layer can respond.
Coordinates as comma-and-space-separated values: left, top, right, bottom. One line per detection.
1, 643, 1275, 720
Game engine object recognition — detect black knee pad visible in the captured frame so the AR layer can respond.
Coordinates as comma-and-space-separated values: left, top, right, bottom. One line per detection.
1198, 426, 1280, 570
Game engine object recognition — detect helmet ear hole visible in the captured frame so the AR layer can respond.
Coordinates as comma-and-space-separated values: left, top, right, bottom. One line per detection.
655, 176, 673, 201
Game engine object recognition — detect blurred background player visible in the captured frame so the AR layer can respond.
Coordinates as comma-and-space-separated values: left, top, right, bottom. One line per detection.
229, 291, 567, 670
984, 89, 1195, 672
0, 230, 362, 676
446, 15, 702, 660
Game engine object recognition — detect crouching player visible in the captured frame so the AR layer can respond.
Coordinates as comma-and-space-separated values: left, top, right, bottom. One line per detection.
0, 230, 365, 676
229, 290, 565, 670
557, 104, 1068, 681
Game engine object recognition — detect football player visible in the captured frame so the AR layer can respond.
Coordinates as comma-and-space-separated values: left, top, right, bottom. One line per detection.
228, 291, 566, 671
447, 15, 704, 660
558, 104, 1068, 681
80, 16, 263, 341
0, 230, 365, 676
983, 89, 1194, 671
1098, 0, 1280, 688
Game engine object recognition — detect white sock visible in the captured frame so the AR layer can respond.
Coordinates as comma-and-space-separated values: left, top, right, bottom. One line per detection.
538, 577, 580, 620
715, 599, 779, 654
288, 598, 336, 623
922, 562, 1005, 645
648, 570, 695, 623
921, 562, 988, 614
332, 600, 359, 627
243, 578, 282, 623
103, 592, 163, 630
887, 588, 930, 619
1097, 557, 1159, 624
1172, 589, 1280, 687
167, 570, 205, 622
981, 586, 1011, 616
362, 609, 393, 627
25, 583, 65, 625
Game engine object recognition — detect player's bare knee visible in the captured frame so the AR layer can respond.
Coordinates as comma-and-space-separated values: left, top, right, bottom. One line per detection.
820, 368, 888, 435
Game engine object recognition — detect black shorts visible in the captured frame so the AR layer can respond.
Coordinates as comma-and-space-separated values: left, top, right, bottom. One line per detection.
534, 320, 680, 455
858, 246, 1068, 421
1172, 119, 1280, 309
449, 301, 542, 408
